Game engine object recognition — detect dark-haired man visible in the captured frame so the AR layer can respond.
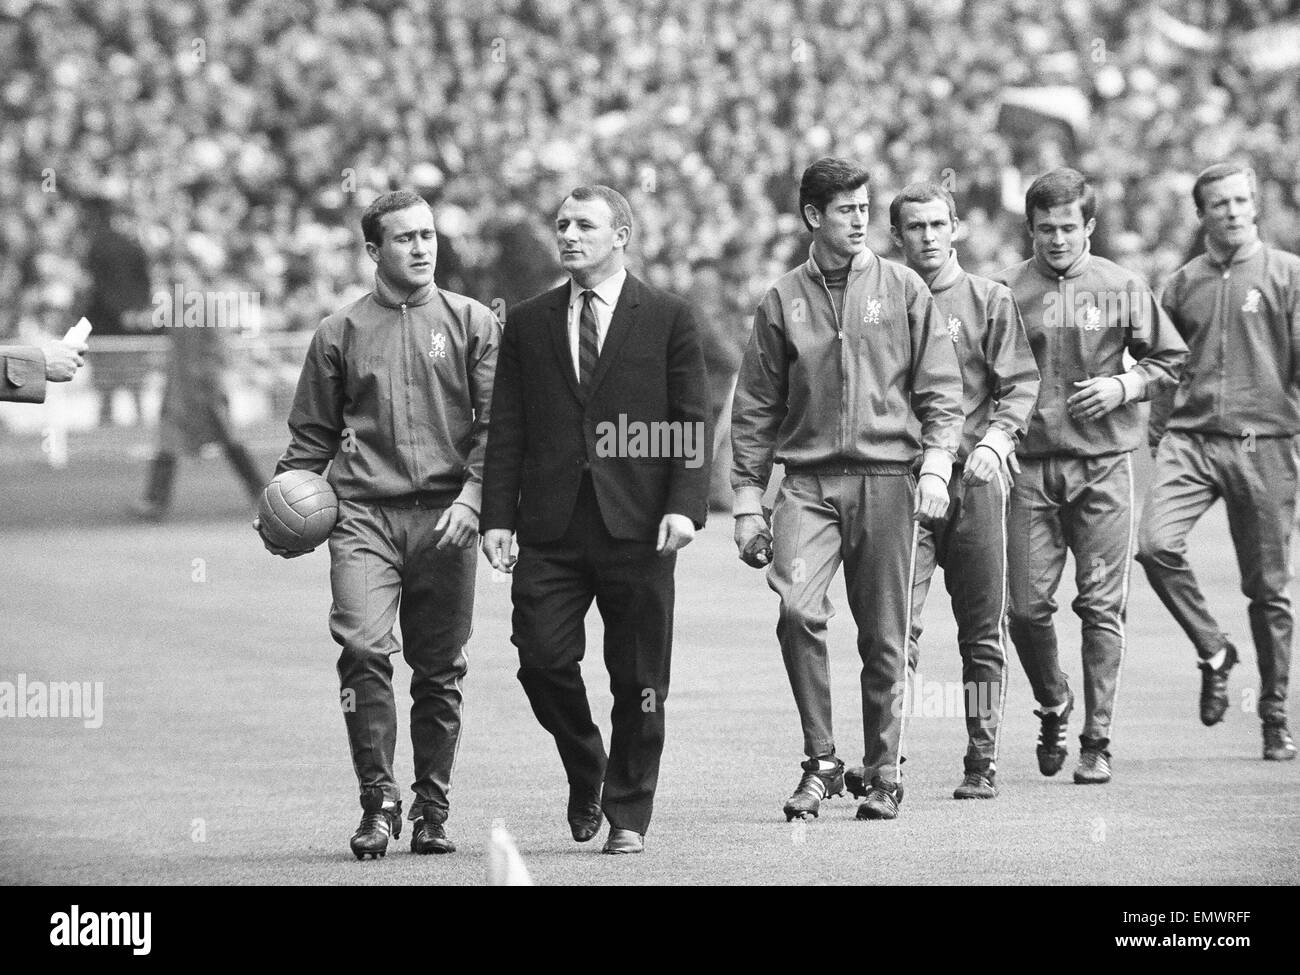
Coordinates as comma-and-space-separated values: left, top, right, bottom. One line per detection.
866, 181, 1039, 800
482, 185, 708, 855
732, 158, 964, 821
995, 168, 1185, 784
1138, 162, 1300, 760
260, 189, 500, 858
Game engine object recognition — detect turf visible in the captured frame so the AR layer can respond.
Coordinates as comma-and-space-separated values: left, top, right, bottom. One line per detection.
1, 428, 1296, 885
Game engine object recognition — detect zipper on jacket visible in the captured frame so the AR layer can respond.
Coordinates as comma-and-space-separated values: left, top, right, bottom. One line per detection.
814, 273, 849, 454
400, 302, 423, 485
1216, 269, 1229, 426
1054, 274, 1066, 443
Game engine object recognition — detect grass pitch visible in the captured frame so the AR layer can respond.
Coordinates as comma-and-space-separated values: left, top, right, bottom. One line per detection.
1, 429, 1296, 885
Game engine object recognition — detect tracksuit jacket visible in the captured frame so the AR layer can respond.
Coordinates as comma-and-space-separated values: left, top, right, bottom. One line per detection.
276, 273, 500, 509
994, 248, 1186, 457
924, 251, 1040, 459
731, 246, 964, 514
1150, 237, 1300, 442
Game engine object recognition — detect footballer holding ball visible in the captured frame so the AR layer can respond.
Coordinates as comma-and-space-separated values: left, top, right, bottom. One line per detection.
258, 190, 499, 859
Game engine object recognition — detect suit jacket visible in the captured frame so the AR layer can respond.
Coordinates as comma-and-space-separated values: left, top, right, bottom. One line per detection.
0, 346, 46, 403
482, 272, 710, 545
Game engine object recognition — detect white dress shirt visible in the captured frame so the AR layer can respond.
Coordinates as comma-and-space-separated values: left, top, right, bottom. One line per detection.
567, 267, 627, 381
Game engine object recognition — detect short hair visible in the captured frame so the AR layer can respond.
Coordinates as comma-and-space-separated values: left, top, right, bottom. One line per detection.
889, 181, 957, 232
799, 157, 871, 232
1192, 162, 1255, 212
362, 189, 430, 245
1025, 167, 1096, 225
565, 185, 634, 242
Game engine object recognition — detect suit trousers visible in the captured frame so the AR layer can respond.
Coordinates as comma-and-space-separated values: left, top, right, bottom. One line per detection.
910, 470, 1012, 771
767, 472, 917, 784
328, 499, 475, 822
1136, 431, 1297, 724
512, 475, 676, 835
1008, 454, 1134, 743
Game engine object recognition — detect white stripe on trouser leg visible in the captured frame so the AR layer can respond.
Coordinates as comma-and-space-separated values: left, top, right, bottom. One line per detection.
895, 519, 920, 783
447, 668, 465, 801
991, 471, 1011, 769
1108, 453, 1135, 745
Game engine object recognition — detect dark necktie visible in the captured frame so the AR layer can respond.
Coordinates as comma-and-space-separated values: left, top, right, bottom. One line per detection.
578, 290, 599, 390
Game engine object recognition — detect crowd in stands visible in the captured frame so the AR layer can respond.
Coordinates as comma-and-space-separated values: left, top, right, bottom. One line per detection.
3, 0, 1300, 395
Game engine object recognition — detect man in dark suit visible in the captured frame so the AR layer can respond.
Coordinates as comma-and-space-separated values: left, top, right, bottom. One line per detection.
481, 185, 709, 855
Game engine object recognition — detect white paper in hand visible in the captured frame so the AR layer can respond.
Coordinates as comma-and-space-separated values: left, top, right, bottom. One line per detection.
64, 317, 93, 344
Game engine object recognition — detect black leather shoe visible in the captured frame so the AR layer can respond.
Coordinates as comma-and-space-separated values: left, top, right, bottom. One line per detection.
350, 793, 401, 860
1034, 687, 1074, 776
567, 786, 603, 843
856, 777, 904, 820
1199, 642, 1238, 726
411, 817, 456, 854
953, 768, 998, 799
1073, 736, 1113, 784
783, 757, 845, 820
601, 827, 644, 854
1263, 722, 1297, 761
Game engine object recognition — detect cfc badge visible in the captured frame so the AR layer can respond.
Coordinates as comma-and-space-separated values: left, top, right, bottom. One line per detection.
1080, 305, 1103, 331
430, 331, 447, 358
1242, 289, 1262, 314
947, 315, 962, 344
863, 297, 882, 325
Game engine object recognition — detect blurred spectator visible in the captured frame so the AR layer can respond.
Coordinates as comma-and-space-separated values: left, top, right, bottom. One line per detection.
131, 321, 264, 521
480, 200, 564, 310
80, 195, 152, 425
4, 0, 1300, 483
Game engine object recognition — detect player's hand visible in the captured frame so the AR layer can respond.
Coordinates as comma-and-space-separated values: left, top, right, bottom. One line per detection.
1067, 376, 1125, 421
962, 444, 1001, 485
436, 502, 478, 550
42, 339, 87, 382
914, 472, 949, 521
252, 516, 310, 559
657, 513, 695, 556
734, 513, 772, 567
734, 513, 766, 551
481, 528, 517, 573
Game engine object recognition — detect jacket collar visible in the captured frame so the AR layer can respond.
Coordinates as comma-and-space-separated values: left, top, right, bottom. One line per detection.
926, 249, 964, 294
1032, 240, 1091, 280
804, 243, 875, 281
548, 273, 642, 402
372, 270, 436, 309
1205, 226, 1263, 268
567, 266, 628, 310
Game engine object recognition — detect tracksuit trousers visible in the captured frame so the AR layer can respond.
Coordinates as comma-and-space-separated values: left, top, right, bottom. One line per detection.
1008, 454, 1134, 744
328, 498, 476, 823
1137, 431, 1297, 725
910, 469, 1012, 771
768, 470, 916, 785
